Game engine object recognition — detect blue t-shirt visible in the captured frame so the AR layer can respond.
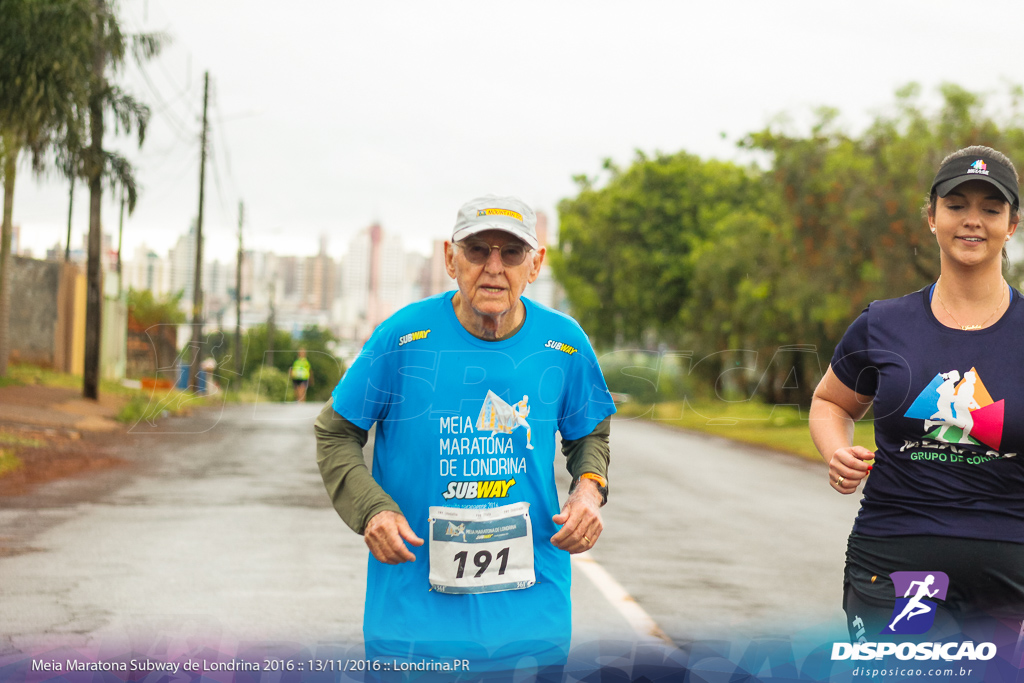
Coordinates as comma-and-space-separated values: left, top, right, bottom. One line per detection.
331, 292, 615, 670
831, 285, 1024, 542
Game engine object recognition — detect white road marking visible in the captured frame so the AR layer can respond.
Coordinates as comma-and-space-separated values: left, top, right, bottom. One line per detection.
572, 552, 673, 644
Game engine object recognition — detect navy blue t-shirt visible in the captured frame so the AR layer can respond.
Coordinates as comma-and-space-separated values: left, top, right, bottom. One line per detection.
831, 285, 1024, 542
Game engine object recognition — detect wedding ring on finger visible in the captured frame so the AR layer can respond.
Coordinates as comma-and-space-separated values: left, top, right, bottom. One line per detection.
836, 476, 846, 487
583, 536, 591, 545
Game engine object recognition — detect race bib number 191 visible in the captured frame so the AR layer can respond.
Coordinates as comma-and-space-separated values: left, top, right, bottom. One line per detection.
427, 501, 535, 594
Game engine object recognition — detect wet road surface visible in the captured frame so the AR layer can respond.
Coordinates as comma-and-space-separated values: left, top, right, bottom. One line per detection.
0, 402, 861, 655
592, 416, 861, 641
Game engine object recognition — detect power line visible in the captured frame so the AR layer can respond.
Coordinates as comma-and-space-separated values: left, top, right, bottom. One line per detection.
154, 51, 194, 103
128, 0, 198, 106
208, 142, 233, 226
152, 83, 192, 117
207, 84, 243, 231
135, 62, 195, 143
211, 85, 236, 186
119, 2, 194, 131
139, 148, 200, 209
135, 142, 183, 167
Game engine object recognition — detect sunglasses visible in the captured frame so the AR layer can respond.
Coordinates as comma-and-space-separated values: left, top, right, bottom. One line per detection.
456, 239, 532, 267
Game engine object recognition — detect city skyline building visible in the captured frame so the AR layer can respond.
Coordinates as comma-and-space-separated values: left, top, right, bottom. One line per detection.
524, 210, 556, 310
426, 239, 452, 298
336, 222, 427, 343
124, 244, 172, 296
116, 207, 558, 346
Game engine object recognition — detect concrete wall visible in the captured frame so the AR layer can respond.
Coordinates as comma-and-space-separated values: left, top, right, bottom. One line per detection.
8, 257, 125, 380
59, 263, 87, 375
9, 257, 61, 367
101, 273, 127, 381
102, 299, 127, 381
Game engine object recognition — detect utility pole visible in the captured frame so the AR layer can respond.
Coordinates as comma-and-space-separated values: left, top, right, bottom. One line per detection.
235, 201, 243, 381
188, 71, 209, 394
65, 180, 74, 262
265, 279, 275, 365
116, 187, 124, 296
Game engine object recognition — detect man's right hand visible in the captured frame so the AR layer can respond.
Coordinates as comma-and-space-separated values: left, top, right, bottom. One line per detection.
364, 510, 423, 564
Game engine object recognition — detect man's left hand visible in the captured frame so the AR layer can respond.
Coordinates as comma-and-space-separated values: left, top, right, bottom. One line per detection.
550, 479, 603, 553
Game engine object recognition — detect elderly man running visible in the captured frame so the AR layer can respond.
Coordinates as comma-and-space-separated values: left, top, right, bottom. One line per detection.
315, 195, 614, 676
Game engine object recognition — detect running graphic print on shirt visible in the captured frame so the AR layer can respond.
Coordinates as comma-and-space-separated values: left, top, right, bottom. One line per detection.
477, 390, 533, 449
439, 390, 534, 504
902, 368, 1017, 459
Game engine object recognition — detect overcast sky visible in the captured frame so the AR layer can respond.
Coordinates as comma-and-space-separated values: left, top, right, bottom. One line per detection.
12, 0, 1024, 263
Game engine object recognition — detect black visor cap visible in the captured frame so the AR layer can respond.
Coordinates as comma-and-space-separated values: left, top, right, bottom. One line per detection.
931, 155, 1019, 208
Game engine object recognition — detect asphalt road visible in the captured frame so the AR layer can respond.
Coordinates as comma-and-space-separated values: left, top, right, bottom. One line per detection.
592, 415, 862, 641
0, 401, 862, 657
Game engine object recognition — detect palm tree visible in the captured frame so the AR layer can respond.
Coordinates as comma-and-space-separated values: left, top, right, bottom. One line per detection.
81, 0, 162, 399
0, 0, 93, 376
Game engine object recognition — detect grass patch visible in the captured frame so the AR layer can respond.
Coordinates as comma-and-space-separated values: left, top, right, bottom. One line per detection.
3, 364, 82, 389
116, 394, 154, 424
5, 363, 269, 408
0, 433, 44, 448
2, 364, 151, 396
617, 399, 876, 461
0, 364, 205, 424
0, 448, 23, 476
115, 389, 205, 424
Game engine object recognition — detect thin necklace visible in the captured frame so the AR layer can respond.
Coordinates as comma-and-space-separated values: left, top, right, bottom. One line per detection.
934, 277, 1007, 331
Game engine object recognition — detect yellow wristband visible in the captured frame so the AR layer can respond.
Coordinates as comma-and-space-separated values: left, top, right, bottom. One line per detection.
580, 472, 607, 488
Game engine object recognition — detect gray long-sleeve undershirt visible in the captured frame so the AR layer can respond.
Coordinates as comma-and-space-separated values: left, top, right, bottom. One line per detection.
314, 401, 611, 534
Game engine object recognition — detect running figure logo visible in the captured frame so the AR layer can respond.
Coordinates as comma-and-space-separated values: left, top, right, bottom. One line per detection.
445, 521, 467, 541
476, 390, 534, 450
904, 367, 1005, 449
513, 395, 533, 450
883, 571, 949, 635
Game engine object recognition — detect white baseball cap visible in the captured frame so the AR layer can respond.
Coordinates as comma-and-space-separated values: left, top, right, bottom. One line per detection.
452, 195, 538, 249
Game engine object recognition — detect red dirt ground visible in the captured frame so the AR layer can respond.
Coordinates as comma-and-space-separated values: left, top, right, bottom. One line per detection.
0, 385, 130, 496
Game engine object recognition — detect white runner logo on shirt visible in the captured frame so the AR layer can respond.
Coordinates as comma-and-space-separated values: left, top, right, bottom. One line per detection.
904, 367, 1005, 450
477, 391, 534, 450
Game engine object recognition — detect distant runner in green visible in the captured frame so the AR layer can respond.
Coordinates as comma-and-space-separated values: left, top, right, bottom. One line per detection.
290, 348, 311, 402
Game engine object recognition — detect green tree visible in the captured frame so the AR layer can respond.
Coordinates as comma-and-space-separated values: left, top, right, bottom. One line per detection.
127, 288, 186, 327
297, 325, 345, 401
553, 84, 1024, 406
208, 324, 345, 402
683, 208, 798, 400
551, 151, 762, 348
742, 82, 1024, 381
0, 0, 93, 376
